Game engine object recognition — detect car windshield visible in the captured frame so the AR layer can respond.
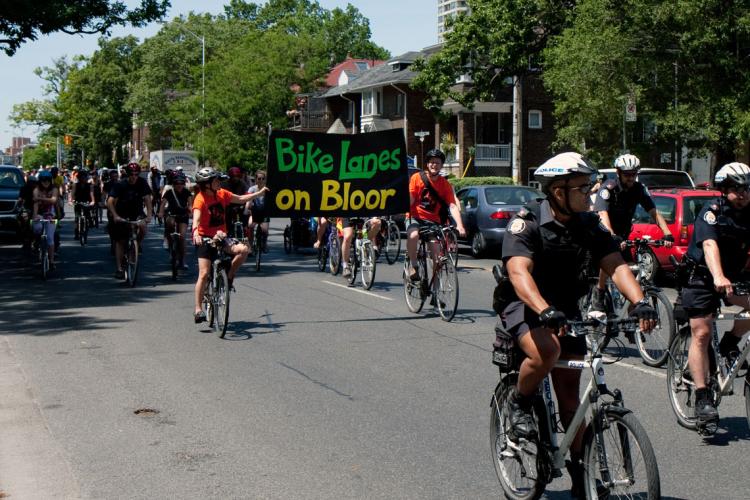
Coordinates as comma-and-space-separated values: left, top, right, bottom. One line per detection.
485, 187, 542, 205
633, 196, 676, 224
638, 171, 693, 188
0, 169, 24, 188
682, 196, 717, 224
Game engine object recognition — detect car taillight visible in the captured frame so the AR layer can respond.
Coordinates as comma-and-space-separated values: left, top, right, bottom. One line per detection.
679, 225, 688, 245
491, 210, 514, 220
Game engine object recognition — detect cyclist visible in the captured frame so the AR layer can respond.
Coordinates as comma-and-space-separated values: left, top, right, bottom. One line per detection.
590, 153, 673, 311
221, 166, 249, 238
148, 165, 163, 224
107, 162, 153, 279
405, 149, 466, 282
495, 152, 657, 498
72, 168, 96, 240
17, 174, 38, 251
32, 170, 60, 269
245, 169, 269, 255
192, 167, 268, 323
682, 162, 750, 426
340, 216, 382, 279
158, 172, 193, 270
313, 216, 331, 250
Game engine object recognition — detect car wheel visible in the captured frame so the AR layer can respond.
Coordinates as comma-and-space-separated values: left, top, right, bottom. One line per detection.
470, 232, 486, 258
640, 248, 659, 283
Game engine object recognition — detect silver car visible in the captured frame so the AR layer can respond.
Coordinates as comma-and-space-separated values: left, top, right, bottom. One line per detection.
455, 184, 543, 257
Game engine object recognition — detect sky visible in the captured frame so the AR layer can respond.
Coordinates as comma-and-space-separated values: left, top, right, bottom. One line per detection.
0, 0, 436, 151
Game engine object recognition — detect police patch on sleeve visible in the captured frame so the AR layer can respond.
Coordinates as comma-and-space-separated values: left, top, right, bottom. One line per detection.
509, 218, 526, 234
704, 211, 717, 225
600, 189, 610, 200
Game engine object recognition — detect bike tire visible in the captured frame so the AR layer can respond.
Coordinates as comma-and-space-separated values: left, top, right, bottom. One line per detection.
317, 245, 328, 272
744, 372, 750, 433
81, 219, 88, 246
329, 235, 341, 275
385, 220, 401, 265
403, 256, 427, 313
78, 217, 86, 247
214, 267, 230, 338
126, 239, 139, 287
436, 258, 459, 322
41, 240, 49, 280
283, 226, 292, 254
361, 242, 376, 290
666, 327, 698, 430
490, 381, 546, 500
170, 237, 179, 281
445, 227, 459, 266
347, 241, 358, 286
254, 229, 262, 272
204, 279, 215, 327
635, 289, 675, 367
583, 409, 661, 499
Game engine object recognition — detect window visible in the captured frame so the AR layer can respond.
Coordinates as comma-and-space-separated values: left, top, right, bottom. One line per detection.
528, 110, 542, 129
683, 196, 714, 224
362, 90, 372, 116
362, 89, 381, 116
354, 61, 369, 71
633, 196, 676, 224
395, 93, 405, 116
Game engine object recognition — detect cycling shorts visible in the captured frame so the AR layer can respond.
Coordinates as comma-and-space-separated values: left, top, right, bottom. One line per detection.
496, 300, 586, 356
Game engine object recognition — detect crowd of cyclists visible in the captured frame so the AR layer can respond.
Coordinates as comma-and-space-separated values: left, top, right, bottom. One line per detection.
14, 146, 750, 498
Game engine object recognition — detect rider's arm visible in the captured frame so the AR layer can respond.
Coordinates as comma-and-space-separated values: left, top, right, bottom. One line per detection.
597, 211, 615, 234
192, 207, 202, 244
107, 195, 122, 222
703, 239, 731, 292
232, 186, 268, 204
157, 195, 166, 219
144, 194, 153, 222
506, 256, 549, 314
648, 207, 673, 239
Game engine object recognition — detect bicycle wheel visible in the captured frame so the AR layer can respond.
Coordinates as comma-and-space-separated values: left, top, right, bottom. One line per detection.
254, 229, 262, 272
435, 258, 459, 322
444, 227, 459, 266
385, 220, 401, 264
204, 279, 215, 327
329, 235, 341, 275
744, 372, 750, 432
403, 256, 427, 313
126, 239, 139, 287
283, 226, 292, 254
81, 216, 88, 246
214, 267, 230, 338
635, 289, 675, 367
347, 241, 358, 286
317, 245, 328, 272
490, 382, 546, 500
583, 409, 661, 499
666, 328, 698, 430
40, 239, 49, 280
170, 237, 179, 281
360, 241, 376, 290
78, 217, 86, 247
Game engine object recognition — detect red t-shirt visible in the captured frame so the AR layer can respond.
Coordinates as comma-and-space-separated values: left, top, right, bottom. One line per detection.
409, 172, 456, 224
193, 188, 233, 237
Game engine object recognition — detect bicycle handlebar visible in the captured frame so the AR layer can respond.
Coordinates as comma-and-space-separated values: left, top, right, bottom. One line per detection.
624, 238, 666, 248
567, 317, 639, 337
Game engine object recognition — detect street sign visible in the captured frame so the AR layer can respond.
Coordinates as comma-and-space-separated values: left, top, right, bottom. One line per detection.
625, 95, 637, 122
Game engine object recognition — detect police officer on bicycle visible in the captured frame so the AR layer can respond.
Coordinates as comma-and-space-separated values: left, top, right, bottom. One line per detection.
591, 153, 673, 311
495, 152, 657, 498
682, 162, 750, 427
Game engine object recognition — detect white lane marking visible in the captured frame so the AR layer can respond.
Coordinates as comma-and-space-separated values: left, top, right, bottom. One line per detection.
604, 358, 666, 378
321, 280, 394, 301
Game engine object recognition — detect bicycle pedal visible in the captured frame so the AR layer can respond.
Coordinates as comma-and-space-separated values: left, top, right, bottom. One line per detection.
696, 418, 719, 436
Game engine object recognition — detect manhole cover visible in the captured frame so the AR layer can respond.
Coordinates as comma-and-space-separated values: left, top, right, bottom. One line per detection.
134, 408, 159, 416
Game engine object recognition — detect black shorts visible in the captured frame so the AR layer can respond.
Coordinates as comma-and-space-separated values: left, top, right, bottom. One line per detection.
165, 214, 189, 225
681, 285, 721, 318
195, 238, 240, 260
109, 220, 135, 242
250, 207, 270, 223
497, 300, 587, 356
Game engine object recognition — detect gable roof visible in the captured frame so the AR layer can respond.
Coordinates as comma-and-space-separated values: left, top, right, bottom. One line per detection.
325, 56, 384, 87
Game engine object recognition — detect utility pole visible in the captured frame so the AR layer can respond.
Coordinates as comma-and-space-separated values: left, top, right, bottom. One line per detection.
414, 131, 430, 168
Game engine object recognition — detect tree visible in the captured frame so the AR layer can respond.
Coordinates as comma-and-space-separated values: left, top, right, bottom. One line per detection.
0, 0, 169, 56
21, 144, 56, 170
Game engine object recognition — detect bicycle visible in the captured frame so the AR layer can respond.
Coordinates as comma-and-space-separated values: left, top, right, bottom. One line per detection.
442, 225, 459, 265
121, 219, 144, 287
35, 218, 57, 280
403, 223, 459, 322
318, 219, 342, 275
344, 218, 377, 290
200, 236, 232, 338
230, 212, 247, 244
579, 238, 675, 367
490, 316, 661, 499
666, 280, 750, 435
75, 202, 93, 247
251, 222, 266, 272
374, 216, 402, 264
165, 215, 183, 280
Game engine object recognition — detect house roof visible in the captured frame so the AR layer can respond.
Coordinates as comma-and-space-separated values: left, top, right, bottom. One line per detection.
323, 49, 437, 97
325, 56, 384, 87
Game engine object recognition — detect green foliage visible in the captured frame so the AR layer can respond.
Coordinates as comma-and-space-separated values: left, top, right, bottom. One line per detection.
21, 145, 56, 170
0, 0, 169, 56
449, 176, 515, 189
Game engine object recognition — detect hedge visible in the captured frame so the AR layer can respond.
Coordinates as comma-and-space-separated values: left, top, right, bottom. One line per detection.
448, 176, 515, 189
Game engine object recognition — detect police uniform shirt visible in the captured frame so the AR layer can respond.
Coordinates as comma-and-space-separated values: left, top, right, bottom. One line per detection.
686, 198, 750, 281
502, 199, 619, 315
592, 178, 655, 237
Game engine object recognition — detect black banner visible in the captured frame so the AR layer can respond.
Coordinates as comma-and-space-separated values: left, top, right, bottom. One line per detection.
265, 129, 409, 217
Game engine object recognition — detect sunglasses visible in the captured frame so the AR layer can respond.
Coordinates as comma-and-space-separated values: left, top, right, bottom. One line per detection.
256, 176, 266, 180
569, 182, 595, 195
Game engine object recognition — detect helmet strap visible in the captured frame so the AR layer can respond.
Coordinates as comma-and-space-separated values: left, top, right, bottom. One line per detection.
548, 180, 574, 217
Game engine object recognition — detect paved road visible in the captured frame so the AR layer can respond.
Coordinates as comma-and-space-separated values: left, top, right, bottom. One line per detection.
0, 217, 748, 499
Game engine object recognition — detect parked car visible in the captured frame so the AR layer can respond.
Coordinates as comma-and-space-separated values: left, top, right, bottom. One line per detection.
455, 184, 543, 257
599, 167, 695, 189
0, 165, 25, 234
628, 187, 721, 280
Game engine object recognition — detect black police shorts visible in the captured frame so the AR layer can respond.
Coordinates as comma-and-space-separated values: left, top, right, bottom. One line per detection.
498, 300, 586, 356
681, 285, 721, 318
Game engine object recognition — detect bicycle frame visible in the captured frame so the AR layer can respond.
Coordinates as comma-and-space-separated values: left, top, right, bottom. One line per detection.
708, 311, 750, 397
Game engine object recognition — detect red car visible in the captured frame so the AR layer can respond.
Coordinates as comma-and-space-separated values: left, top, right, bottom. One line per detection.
628, 188, 721, 280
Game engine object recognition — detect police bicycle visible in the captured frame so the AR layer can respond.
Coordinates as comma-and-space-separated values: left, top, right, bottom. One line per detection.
345, 217, 377, 290
403, 223, 459, 322
666, 278, 750, 435
200, 236, 233, 338
579, 238, 675, 367
490, 314, 661, 499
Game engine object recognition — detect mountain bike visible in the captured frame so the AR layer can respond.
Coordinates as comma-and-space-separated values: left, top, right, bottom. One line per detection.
579, 238, 675, 367
75, 202, 93, 246
666, 281, 750, 435
345, 218, 377, 290
201, 236, 232, 338
491, 317, 661, 499
122, 219, 144, 287
403, 223, 459, 322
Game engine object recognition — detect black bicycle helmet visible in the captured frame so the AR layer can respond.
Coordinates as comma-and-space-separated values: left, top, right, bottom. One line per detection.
424, 148, 446, 164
